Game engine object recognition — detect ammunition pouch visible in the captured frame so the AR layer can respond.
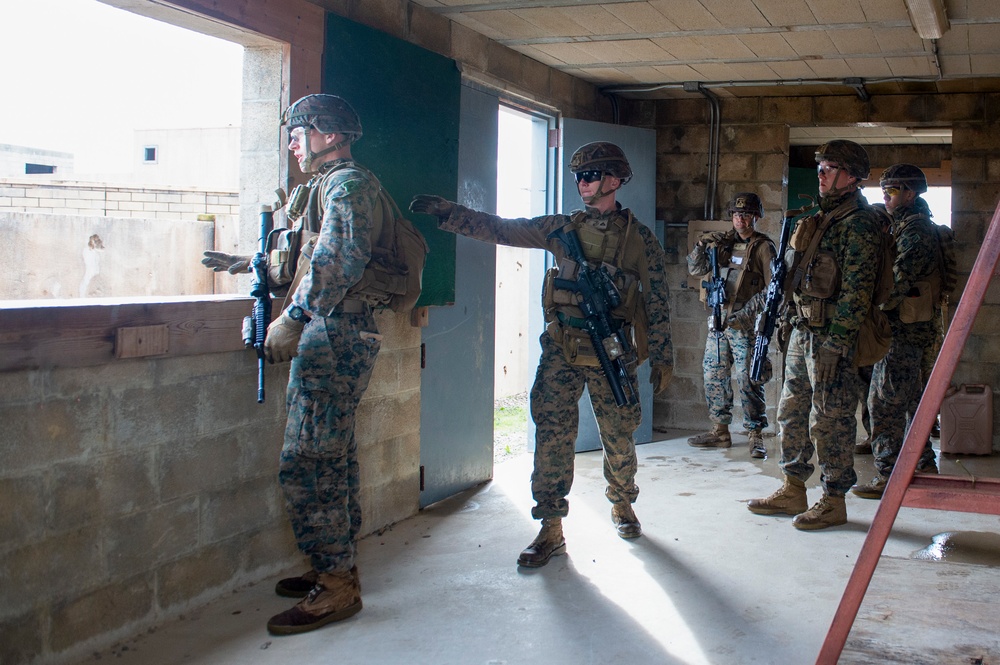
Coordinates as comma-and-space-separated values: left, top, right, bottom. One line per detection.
799, 249, 840, 299
797, 300, 837, 328
266, 228, 318, 296
853, 307, 892, 367
898, 280, 935, 323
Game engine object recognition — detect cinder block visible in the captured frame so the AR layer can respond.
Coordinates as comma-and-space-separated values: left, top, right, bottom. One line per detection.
156, 539, 244, 609
0, 608, 44, 665
201, 475, 281, 544
104, 499, 199, 579
451, 22, 490, 73
721, 97, 760, 124
487, 41, 523, 85
159, 432, 242, 501
0, 476, 45, 553
408, 2, 451, 56
1, 527, 106, 617
717, 153, 754, 181
244, 523, 301, 575
814, 95, 867, 124
47, 461, 100, 532
108, 383, 198, 450
762, 97, 813, 125
1, 395, 107, 475
49, 575, 154, 653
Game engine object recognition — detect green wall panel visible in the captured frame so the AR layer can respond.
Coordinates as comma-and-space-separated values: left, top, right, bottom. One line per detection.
323, 13, 459, 306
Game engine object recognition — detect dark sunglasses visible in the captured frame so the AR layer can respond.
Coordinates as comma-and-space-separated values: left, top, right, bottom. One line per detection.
575, 170, 605, 184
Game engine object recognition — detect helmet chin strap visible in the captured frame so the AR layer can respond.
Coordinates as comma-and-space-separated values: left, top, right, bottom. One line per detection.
300, 131, 353, 173
581, 175, 619, 207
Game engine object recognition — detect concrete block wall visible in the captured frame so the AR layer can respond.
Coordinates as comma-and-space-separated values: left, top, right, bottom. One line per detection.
0, 177, 239, 220
625, 92, 1000, 446
0, 307, 421, 665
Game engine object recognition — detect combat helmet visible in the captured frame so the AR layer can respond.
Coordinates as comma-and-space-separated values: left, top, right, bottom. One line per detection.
282, 94, 362, 139
570, 142, 633, 185
727, 192, 763, 218
815, 140, 870, 180
879, 163, 928, 194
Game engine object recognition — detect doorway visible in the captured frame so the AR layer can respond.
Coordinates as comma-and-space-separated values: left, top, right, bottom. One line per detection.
493, 105, 552, 463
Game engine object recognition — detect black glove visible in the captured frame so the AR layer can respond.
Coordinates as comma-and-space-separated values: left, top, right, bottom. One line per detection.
409, 195, 455, 219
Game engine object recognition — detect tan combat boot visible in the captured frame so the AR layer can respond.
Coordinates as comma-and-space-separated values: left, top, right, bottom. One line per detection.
747, 475, 808, 515
748, 430, 766, 459
517, 518, 566, 568
792, 494, 847, 531
851, 474, 888, 499
687, 423, 732, 448
611, 502, 642, 539
267, 569, 362, 635
274, 565, 361, 598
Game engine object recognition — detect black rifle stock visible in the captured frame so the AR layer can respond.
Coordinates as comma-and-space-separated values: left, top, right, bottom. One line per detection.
245, 204, 274, 403
702, 245, 726, 361
547, 224, 639, 408
749, 195, 816, 383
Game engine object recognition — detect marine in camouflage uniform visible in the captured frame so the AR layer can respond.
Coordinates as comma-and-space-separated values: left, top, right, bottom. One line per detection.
686, 193, 775, 458
410, 142, 673, 567
747, 140, 881, 531
852, 165, 940, 500
261, 94, 382, 635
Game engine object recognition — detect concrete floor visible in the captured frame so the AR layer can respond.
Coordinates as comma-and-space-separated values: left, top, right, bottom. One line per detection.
76, 431, 1000, 665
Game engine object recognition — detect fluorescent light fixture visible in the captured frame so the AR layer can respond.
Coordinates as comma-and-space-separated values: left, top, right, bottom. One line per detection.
904, 0, 950, 39
907, 127, 952, 137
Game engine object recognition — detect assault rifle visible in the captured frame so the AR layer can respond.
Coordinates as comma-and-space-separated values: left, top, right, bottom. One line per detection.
243, 204, 275, 403
749, 195, 816, 383
548, 224, 639, 408
703, 245, 726, 361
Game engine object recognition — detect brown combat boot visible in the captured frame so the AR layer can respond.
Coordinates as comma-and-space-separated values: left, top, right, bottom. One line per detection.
687, 423, 732, 448
611, 502, 642, 539
851, 474, 888, 499
792, 494, 847, 531
748, 430, 766, 459
517, 518, 566, 568
267, 570, 362, 635
747, 475, 808, 515
275, 566, 360, 598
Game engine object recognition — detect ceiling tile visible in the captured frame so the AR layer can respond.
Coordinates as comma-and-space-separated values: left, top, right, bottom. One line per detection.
651, 36, 713, 60
971, 54, 1000, 76
653, 63, 704, 81
885, 55, 936, 77
739, 33, 799, 58
689, 62, 743, 80
783, 29, 839, 57
753, 0, 819, 26
698, 0, 771, 28
532, 42, 601, 66
829, 27, 877, 55
612, 2, 681, 32
844, 56, 894, 78
940, 54, 973, 76
512, 8, 592, 38
858, 0, 909, 22
647, 0, 723, 30
805, 0, 867, 24
806, 58, 855, 78
555, 5, 636, 35
462, 10, 544, 40
767, 59, 818, 79
873, 26, 926, 53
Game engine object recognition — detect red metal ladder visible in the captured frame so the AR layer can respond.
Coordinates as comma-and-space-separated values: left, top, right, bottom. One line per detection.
817, 198, 1000, 664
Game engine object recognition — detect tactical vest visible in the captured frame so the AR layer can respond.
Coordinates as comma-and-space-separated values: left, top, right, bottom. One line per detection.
266, 161, 395, 307
542, 209, 650, 365
725, 233, 772, 314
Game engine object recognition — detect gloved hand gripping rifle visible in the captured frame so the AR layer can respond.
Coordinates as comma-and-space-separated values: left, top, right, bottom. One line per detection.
547, 224, 639, 408
749, 195, 816, 383
703, 245, 727, 362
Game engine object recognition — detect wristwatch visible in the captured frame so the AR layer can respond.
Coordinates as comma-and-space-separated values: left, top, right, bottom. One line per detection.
287, 305, 311, 323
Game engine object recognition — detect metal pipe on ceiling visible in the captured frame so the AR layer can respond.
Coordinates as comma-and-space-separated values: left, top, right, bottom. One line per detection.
602, 75, 950, 95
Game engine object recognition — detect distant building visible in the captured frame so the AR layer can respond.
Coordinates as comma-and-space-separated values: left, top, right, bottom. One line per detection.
132, 126, 240, 190
0, 143, 74, 177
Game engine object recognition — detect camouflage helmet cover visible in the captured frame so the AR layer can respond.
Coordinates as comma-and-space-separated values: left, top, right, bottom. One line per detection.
815, 139, 870, 180
569, 141, 633, 184
727, 192, 763, 218
879, 163, 928, 194
282, 94, 363, 139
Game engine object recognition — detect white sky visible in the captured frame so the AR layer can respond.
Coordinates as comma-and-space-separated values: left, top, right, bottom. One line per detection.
0, 0, 243, 173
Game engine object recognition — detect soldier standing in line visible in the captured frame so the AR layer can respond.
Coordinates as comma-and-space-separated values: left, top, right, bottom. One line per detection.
409, 142, 673, 567
686, 193, 776, 458
216, 94, 386, 635
852, 164, 941, 499
747, 140, 882, 530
